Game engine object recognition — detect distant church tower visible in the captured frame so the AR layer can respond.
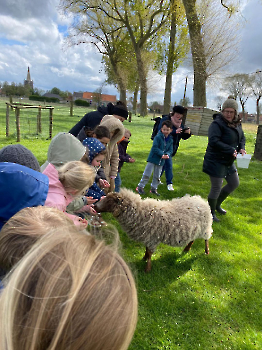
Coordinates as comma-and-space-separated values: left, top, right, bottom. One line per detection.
24, 66, 33, 89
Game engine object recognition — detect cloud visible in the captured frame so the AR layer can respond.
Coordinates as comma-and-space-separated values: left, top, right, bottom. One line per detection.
0, 0, 261, 113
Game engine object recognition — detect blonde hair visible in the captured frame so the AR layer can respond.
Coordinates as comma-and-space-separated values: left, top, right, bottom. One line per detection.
58, 161, 95, 195
0, 206, 76, 272
0, 228, 137, 350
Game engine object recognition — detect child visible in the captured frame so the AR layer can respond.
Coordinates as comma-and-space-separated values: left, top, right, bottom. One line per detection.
115, 128, 135, 192
0, 206, 79, 276
0, 162, 49, 231
0, 144, 41, 172
43, 160, 95, 229
100, 115, 125, 192
82, 137, 108, 201
136, 120, 173, 196
83, 125, 111, 191
0, 226, 138, 350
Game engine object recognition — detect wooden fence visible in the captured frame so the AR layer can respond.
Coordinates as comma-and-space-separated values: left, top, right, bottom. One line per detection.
185, 106, 218, 136
5, 103, 54, 142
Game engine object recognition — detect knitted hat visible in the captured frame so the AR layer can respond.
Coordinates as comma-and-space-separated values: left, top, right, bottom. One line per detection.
222, 98, 238, 113
0, 144, 40, 172
112, 104, 128, 119
172, 105, 187, 115
82, 137, 106, 162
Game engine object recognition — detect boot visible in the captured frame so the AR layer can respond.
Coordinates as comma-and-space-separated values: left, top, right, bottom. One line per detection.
208, 198, 220, 222
216, 189, 229, 215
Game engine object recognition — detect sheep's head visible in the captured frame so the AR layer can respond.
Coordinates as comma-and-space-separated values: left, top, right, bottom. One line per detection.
94, 192, 123, 216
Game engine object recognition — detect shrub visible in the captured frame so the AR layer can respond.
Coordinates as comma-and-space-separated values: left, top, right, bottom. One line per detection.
29, 95, 60, 103
74, 99, 90, 107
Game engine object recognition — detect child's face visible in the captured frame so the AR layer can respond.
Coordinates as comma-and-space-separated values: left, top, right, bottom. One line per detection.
98, 137, 110, 147
91, 154, 105, 167
161, 125, 172, 137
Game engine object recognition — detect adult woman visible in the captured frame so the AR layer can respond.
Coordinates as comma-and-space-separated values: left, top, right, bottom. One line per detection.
69, 101, 128, 138
203, 97, 246, 222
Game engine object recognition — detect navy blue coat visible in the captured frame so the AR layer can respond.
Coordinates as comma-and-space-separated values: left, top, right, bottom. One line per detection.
147, 130, 173, 166
203, 114, 245, 177
69, 105, 109, 136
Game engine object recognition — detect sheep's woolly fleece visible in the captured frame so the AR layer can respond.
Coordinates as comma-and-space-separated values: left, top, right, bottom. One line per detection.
112, 188, 213, 251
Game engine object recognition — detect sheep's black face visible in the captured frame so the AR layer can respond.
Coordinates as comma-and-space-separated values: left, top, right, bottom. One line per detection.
94, 193, 119, 213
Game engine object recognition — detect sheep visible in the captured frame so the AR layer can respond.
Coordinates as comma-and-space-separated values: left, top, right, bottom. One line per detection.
94, 188, 213, 272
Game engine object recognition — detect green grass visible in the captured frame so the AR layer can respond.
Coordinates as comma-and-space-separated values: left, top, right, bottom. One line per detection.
0, 98, 261, 349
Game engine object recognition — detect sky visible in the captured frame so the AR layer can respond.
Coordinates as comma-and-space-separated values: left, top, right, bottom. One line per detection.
0, 0, 262, 113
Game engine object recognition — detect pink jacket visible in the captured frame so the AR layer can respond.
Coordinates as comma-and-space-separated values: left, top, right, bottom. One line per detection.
43, 163, 83, 227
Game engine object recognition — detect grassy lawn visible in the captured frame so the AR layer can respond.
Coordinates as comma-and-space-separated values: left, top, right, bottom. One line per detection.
0, 98, 261, 349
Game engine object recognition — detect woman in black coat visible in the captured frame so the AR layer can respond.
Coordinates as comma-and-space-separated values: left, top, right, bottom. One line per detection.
203, 98, 246, 222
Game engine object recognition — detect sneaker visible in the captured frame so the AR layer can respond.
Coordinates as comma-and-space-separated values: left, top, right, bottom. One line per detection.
150, 188, 160, 196
167, 184, 174, 191
159, 180, 163, 185
136, 186, 145, 195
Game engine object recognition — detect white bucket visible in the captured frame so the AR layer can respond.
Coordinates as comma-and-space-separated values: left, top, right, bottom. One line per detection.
236, 154, 252, 169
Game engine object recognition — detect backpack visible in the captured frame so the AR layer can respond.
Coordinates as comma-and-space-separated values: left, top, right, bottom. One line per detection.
151, 116, 162, 140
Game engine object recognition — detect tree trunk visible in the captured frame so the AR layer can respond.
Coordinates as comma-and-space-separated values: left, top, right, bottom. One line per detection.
119, 88, 127, 105
111, 60, 127, 105
163, 2, 177, 115
256, 97, 261, 125
133, 84, 139, 114
254, 125, 262, 160
182, 0, 207, 107
133, 47, 147, 116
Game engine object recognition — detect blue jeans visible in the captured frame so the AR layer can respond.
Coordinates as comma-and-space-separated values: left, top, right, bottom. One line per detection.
161, 157, 173, 185
115, 172, 121, 192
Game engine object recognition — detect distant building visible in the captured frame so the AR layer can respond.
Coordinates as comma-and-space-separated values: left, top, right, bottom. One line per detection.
24, 66, 33, 89
73, 91, 117, 106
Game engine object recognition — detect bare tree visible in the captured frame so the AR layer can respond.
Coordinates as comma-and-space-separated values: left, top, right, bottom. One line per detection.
223, 74, 250, 121
247, 70, 262, 125
60, 0, 170, 116
181, 0, 241, 107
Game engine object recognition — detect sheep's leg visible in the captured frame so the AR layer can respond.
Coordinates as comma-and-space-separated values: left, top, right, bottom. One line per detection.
144, 248, 153, 273
142, 247, 150, 261
205, 240, 209, 254
183, 240, 194, 252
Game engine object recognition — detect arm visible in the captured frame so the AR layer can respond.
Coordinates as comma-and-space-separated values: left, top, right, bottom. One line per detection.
69, 114, 89, 136
66, 196, 87, 213
109, 144, 120, 178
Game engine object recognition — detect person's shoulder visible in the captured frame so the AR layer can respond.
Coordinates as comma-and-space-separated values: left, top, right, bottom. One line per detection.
212, 113, 223, 121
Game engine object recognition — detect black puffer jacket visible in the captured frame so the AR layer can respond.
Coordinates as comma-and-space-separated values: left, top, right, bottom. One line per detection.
203, 113, 245, 177
69, 105, 111, 136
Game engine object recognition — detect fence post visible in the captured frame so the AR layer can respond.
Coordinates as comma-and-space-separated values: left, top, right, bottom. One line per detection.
49, 108, 53, 139
37, 107, 42, 134
70, 101, 73, 116
15, 107, 20, 142
6, 104, 9, 137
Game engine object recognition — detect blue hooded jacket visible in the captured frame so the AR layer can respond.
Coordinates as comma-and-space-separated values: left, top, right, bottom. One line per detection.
0, 163, 49, 230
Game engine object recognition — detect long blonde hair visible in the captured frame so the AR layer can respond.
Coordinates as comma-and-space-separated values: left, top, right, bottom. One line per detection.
58, 161, 95, 195
0, 228, 137, 350
0, 206, 76, 272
